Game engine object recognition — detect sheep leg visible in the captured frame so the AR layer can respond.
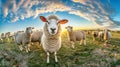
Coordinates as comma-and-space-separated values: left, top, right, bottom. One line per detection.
84, 40, 86, 45
25, 45, 29, 53
47, 52, 50, 63
71, 41, 75, 48
19, 45, 23, 51
80, 40, 83, 45
54, 52, 58, 63
93, 37, 95, 41
28, 44, 31, 51
104, 40, 108, 47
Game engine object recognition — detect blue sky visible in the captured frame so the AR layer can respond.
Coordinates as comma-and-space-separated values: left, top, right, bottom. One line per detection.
0, 0, 120, 33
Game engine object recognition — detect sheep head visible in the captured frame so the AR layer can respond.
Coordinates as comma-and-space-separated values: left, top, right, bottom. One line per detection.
26, 27, 34, 36
66, 26, 73, 32
40, 15, 68, 35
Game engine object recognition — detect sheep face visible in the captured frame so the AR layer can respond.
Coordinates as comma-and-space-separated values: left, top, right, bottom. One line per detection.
1, 33, 5, 38
26, 27, 34, 36
104, 29, 109, 33
47, 19, 59, 35
40, 15, 68, 35
66, 26, 73, 32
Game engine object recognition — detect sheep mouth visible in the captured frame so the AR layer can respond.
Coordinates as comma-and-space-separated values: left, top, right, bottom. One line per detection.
51, 31, 56, 35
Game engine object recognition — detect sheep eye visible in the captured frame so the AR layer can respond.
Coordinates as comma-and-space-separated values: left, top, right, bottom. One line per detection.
57, 22, 59, 25
47, 22, 50, 24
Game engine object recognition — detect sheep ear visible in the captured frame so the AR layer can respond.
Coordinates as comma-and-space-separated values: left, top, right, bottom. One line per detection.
59, 19, 68, 24
32, 27, 34, 29
26, 28, 28, 30
39, 16, 48, 22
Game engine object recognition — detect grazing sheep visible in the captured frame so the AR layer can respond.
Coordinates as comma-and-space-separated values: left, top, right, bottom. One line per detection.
92, 31, 98, 41
15, 27, 34, 52
39, 15, 68, 63
98, 31, 104, 41
31, 30, 43, 45
66, 26, 86, 48
98, 29, 112, 46
103, 29, 112, 46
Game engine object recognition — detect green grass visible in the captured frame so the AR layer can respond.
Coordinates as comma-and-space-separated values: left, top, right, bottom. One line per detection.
0, 31, 120, 67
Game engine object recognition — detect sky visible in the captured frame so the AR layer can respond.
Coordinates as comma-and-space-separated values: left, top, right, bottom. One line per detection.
0, 0, 120, 33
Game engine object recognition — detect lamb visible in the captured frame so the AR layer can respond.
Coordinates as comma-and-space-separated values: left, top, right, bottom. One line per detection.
39, 15, 68, 63
65, 26, 86, 48
92, 31, 98, 41
15, 27, 34, 52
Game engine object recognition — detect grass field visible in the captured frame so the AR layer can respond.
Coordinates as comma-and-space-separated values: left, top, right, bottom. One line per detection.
0, 31, 120, 67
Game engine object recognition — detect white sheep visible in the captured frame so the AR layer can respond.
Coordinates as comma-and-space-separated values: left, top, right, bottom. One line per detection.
103, 29, 112, 46
92, 31, 98, 41
0, 33, 5, 43
5, 32, 11, 42
15, 27, 34, 52
98, 31, 104, 41
12, 31, 24, 42
0, 36, 3, 43
98, 29, 112, 46
66, 26, 86, 48
31, 30, 43, 46
39, 15, 68, 63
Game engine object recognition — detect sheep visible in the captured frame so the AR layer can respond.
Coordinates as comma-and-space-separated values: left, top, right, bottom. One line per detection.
98, 31, 104, 41
15, 27, 34, 52
65, 26, 86, 48
39, 15, 68, 63
12, 31, 24, 42
5, 32, 11, 42
103, 29, 112, 46
92, 31, 98, 41
0, 33, 5, 43
98, 29, 112, 46
0, 36, 3, 43
31, 30, 43, 46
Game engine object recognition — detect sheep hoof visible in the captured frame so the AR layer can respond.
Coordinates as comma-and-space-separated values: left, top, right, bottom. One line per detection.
28, 48, 30, 51
47, 61, 50, 64
72, 45, 75, 49
55, 59, 58, 63
55, 62, 58, 64
26, 50, 29, 53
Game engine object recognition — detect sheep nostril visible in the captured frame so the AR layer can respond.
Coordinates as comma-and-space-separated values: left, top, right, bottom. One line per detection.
51, 28, 56, 31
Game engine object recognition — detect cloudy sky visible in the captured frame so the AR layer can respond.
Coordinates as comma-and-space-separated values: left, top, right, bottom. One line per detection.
0, 0, 120, 33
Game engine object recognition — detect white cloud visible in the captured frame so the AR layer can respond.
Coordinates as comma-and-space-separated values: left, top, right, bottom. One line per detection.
1, 0, 119, 30
3, 7, 8, 17
12, 0, 24, 12
11, 17, 19, 22
33, 2, 71, 18
2, 0, 71, 22
71, 0, 116, 27
72, 0, 89, 4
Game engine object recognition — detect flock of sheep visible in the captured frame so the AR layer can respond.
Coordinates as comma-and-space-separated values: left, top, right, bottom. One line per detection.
0, 15, 112, 63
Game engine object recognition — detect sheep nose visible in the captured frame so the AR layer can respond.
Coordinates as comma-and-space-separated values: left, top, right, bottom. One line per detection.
50, 28, 56, 31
